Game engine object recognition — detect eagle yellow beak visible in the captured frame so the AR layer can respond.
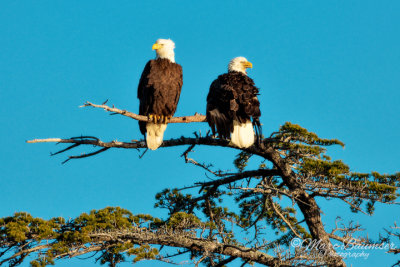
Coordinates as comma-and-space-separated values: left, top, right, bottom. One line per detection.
152, 43, 163, 50
243, 61, 253, 69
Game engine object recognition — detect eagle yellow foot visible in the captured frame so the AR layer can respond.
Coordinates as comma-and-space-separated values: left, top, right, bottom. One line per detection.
148, 114, 168, 123
147, 114, 158, 123
165, 115, 172, 123
160, 115, 170, 123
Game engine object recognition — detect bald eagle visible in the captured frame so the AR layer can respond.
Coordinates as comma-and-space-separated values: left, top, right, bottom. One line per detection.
137, 39, 183, 150
206, 57, 261, 148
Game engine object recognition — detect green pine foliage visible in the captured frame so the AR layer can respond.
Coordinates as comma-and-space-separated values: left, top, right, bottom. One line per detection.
0, 207, 164, 266
1, 122, 399, 266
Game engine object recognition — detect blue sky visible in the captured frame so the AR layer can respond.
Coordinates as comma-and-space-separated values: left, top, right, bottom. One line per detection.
0, 1, 399, 266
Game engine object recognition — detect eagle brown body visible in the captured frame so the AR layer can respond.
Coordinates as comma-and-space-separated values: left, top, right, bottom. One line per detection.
137, 58, 183, 149
206, 71, 261, 146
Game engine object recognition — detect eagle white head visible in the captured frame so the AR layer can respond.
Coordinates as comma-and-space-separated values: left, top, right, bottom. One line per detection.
152, 39, 176, 63
228, 57, 253, 75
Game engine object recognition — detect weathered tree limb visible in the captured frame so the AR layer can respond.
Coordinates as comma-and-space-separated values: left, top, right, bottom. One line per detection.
26, 136, 282, 161
81, 101, 207, 123
193, 169, 281, 189
0, 245, 48, 265
268, 195, 302, 239
3, 229, 284, 266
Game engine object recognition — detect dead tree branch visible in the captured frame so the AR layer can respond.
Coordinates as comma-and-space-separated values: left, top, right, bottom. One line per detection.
81, 101, 207, 123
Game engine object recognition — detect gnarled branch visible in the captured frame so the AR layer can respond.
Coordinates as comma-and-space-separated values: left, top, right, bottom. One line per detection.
81, 101, 207, 123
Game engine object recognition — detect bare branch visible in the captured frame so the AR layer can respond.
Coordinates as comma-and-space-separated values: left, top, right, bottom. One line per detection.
9, 229, 281, 266
0, 245, 48, 265
62, 147, 110, 164
26, 136, 279, 162
180, 144, 223, 176
194, 169, 281, 189
269, 196, 302, 239
81, 101, 206, 123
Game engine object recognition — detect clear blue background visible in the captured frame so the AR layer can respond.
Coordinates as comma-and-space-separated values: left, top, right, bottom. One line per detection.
1, 1, 399, 266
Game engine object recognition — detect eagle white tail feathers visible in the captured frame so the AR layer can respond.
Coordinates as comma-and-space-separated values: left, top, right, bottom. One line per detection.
231, 120, 255, 148
146, 123, 167, 150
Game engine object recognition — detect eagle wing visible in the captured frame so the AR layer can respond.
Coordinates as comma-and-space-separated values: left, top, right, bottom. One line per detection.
206, 77, 233, 138
138, 61, 153, 135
